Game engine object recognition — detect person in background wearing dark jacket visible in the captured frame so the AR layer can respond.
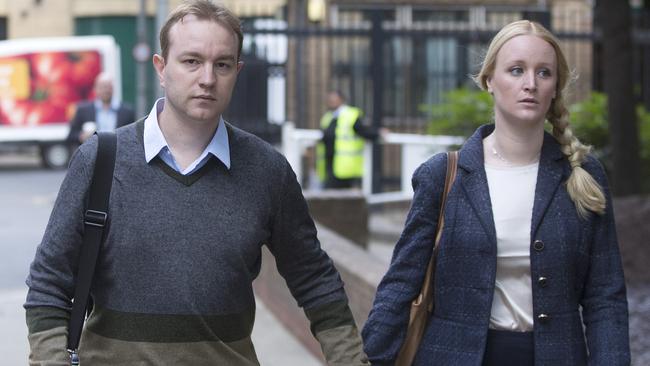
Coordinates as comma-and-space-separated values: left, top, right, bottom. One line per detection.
362, 20, 629, 365
317, 90, 388, 189
66, 72, 135, 145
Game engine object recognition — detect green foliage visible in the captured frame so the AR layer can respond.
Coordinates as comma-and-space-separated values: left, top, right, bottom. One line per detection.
637, 105, 650, 160
638, 106, 650, 192
570, 93, 650, 193
425, 89, 649, 158
423, 88, 492, 137
424, 89, 650, 192
568, 92, 609, 149
569, 92, 650, 160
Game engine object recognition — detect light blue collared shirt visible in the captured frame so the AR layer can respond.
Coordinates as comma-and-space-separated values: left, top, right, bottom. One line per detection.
94, 100, 119, 132
143, 98, 231, 175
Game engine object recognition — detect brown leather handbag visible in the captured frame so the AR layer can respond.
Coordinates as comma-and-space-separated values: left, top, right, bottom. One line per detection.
395, 150, 459, 366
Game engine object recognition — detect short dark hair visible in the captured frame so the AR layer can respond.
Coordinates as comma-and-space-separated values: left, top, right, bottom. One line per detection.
159, 0, 243, 60
329, 90, 347, 101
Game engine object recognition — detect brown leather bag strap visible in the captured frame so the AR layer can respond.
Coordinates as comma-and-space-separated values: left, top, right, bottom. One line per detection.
421, 150, 458, 310
436, 150, 459, 241
395, 151, 459, 366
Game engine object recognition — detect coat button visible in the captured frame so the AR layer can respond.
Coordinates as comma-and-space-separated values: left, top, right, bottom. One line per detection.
538, 276, 548, 287
538, 313, 550, 324
533, 240, 544, 251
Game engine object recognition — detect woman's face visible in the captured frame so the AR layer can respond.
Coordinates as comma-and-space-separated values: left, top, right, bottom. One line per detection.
487, 35, 558, 128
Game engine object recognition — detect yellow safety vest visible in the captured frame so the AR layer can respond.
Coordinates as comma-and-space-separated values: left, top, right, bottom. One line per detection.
316, 106, 365, 181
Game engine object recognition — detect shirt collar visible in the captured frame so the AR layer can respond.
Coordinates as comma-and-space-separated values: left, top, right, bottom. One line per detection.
94, 99, 119, 111
332, 104, 347, 118
143, 98, 231, 169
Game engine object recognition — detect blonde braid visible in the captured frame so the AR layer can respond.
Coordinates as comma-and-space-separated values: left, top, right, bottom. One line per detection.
475, 20, 607, 217
548, 97, 606, 217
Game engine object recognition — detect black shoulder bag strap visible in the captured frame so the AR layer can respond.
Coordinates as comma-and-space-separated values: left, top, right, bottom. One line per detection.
66, 131, 117, 365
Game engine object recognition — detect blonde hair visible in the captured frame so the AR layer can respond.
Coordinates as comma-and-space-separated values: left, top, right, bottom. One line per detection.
475, 20, 605, 217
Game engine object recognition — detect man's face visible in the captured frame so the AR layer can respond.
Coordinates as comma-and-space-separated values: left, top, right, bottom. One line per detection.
95, 79, 113, 105
154, 15, 243, 125
326, 93, 343, 111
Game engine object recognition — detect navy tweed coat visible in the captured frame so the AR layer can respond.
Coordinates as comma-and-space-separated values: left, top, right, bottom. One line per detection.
362, 125, 630, 365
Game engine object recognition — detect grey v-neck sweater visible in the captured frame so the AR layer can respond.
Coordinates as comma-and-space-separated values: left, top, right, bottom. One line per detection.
25, 120, 366, 365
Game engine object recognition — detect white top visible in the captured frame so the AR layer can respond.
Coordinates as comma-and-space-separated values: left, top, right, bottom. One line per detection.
485, 162, 539, 331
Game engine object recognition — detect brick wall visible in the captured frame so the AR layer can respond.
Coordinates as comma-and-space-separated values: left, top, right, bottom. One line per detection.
304, 190, 369, 248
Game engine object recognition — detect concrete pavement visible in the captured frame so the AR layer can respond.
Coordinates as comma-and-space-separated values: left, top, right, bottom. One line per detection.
0, 289, 29, 364
252, 298, 322, 365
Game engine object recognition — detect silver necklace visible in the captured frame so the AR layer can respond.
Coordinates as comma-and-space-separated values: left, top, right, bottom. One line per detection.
490, 138, 540, 166
491, 145, 512, 165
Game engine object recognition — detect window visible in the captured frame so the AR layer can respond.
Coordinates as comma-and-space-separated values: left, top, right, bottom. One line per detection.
413, 9, 468, 23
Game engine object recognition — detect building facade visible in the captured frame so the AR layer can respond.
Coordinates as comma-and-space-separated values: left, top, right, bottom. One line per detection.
0, 0, 595, 137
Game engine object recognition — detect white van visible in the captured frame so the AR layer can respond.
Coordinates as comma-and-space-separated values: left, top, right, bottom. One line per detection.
0, 35, 121, 168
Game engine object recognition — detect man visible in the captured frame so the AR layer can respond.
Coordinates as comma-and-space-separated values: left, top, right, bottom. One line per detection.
24, 1, 366, 365
66, 72, 135, 145
317, 90, 388, 189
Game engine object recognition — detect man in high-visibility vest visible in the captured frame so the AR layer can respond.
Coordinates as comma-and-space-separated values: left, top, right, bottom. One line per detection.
317, 90, 387, 189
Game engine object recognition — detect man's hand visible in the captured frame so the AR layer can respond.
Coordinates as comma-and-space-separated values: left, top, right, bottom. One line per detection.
79, 121, 96, 143
378, 127, 390, 143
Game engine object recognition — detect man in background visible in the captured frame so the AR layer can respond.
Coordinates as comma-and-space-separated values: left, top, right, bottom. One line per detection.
66, 72, 135, 145
318, 90, 388, 189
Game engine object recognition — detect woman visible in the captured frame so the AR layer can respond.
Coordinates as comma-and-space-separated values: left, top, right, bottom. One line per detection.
362, 20, 630, 365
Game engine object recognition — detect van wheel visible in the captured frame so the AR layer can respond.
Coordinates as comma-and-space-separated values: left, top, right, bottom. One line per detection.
40, 143, 71, 169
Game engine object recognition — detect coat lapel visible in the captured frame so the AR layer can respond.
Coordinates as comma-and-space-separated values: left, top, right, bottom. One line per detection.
530, 132, 568, 237
458, 125, 497, 247
456, 126, 569, 249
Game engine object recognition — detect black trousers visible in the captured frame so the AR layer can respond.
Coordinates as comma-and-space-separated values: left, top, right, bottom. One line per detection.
482, 329, 534, 366
324, 156, 361, 189
324, 176, 361, 189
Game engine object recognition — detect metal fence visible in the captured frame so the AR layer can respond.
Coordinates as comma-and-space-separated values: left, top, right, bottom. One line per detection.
224, 3, 649, 192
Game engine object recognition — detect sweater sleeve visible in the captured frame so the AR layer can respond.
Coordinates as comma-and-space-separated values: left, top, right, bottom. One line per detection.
24, 137, 97, 363
580, 157, 630, 365
361, 153, 447, 365
266, 158, 368, 366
